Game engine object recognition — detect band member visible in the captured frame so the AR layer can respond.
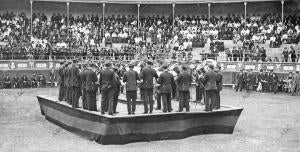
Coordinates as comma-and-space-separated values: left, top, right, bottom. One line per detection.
99, 62, 115, 115
157, 64, 175, 113
70, 60, 81, 108
4, 75, 11, 89
201, 65, 217, 111
80, 65, 88, 109
113, 67, 121, 114
49, 68, 56, 87
261, 70, 268, 93
245, 69, 254, 92
58, 62, 66, 101
123, 63, 140, 115
85, 64, 98, 111
235, 70, 244, 92
176, 64, 193, 112
140, 61, 158, 114
195, 68, 205, 103
215, 65, 223, 109
64, 62, 72, 104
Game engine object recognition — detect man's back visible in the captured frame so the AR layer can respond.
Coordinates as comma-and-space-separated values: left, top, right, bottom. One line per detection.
85, 70, 98, 91
140, 66, 158, 89
177, 70, 193, 91
123, 69, 139, 91
70, 66, 81, 87
157, 71, 174, 93
203, 70, 217, 91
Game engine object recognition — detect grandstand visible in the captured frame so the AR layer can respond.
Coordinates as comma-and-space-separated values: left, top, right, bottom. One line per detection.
0, 0, 300, 85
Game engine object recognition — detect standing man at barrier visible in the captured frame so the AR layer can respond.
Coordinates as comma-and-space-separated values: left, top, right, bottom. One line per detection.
235, 70, 244, 92
201, 65, 217, 111
215, 65, 223, 110
85, 64, 98, 111
99, 62, 115, 115
176, 64, 193, 112
70, 60, 81, 108
157, 64, 175, 113
4, 74, 11, 89
140, 60, 158, 114
80, 65, 88, 109
58, 61, 65, 101
123, 63, 140, 115
196, 68, 205, 104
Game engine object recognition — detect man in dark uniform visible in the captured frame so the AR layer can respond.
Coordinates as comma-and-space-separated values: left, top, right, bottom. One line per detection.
21, 74, 28, 88
123, 63, 140, 115
235, 70, 244, 92
245, 70, 253, 92
99, 62, 115, 115
215, 65, 223, 110
4, 75, 11, 89
85, 64, 98, 111
49, 68, 56, 87
196, 68, 205, 103
271, 72, 278, 94
112, 67, 121, 114
64, 62, 71, 104
201, 65, 217, 111
257, 69, 264, 92
176, 64, 193, 112
31, 73, 37, 88
79, 65, 88, 109
58, 62, 66, 101
69, 60, 81, 108
157, 64, 175, 113
261, 70, 268, 93
140, 61, 158, 114
13, 75, 20, 88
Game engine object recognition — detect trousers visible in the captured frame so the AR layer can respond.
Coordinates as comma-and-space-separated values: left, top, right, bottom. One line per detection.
142, 89, 154, 113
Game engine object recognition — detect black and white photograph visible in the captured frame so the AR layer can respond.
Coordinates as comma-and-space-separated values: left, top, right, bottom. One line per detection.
0, 0, 299, 151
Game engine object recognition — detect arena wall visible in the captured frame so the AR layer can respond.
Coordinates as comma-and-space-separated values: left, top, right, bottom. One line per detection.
1, 0, 298, 17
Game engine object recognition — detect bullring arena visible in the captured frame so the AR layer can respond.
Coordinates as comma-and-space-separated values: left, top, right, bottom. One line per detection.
0, 0, 300, 151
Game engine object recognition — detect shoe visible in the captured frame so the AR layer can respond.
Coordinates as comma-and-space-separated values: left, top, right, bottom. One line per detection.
132, 112, 135, 115
176, 110, 182, 112
149, 111, 152, 114
128, 112, 131, 115
101, 112, 105, 115
113, 111, 119, 114
155, 107, 161, 110
142, 112, 148, 114
108, 113, 113, 116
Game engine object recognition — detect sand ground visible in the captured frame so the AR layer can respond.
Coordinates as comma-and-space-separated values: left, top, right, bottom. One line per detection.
0, 87, 299, 152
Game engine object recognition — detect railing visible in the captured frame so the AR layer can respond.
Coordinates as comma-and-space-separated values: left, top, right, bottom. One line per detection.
0, 59, 299, 73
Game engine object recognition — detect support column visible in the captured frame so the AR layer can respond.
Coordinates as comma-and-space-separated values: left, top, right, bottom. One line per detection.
30, 0, 33, 37
208, 3, 211, 24
172, 3, 175, 31
67, 2, 70, 27
244, 2, 247, 23
103, 3, 105, 38
281, 0, 284, 23
137, 3, 140, 36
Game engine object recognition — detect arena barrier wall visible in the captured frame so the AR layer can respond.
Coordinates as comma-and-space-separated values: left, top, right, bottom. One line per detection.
0, 60, 299, 84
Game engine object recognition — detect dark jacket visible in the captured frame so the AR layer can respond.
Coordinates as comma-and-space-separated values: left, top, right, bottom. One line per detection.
216, 71, 223, 91
58, 66, 64, 85
202, 70, 217, 91
176, 70, 193, 91
236, 72, 244, 83
123, 69, 139, 91
99, 68, 115, 91
85, 69, 98, 91
80, 69, 87, 90
69, 65, 81, 87
157, 71, 175, 93
140, 66, 158, 89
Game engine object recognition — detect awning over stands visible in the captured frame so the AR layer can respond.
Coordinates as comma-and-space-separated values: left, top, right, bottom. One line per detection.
32, 0, 285, 4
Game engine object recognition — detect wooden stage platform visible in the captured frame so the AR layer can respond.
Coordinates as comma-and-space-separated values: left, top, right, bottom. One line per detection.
37, 95, 243, 145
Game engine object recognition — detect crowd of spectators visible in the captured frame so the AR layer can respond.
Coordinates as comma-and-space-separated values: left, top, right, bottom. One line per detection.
0, 11, 300, 61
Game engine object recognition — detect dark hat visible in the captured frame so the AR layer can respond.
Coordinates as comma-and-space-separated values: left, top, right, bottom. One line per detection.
162, 64, 169, 69
104, 62, 111, 67
208, 64, 214, 70
182, 64, 188, 70
260, 69, 263, 72
147, 60, 153, 65
128, 63, 134, 68
59, 61, 64, 65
